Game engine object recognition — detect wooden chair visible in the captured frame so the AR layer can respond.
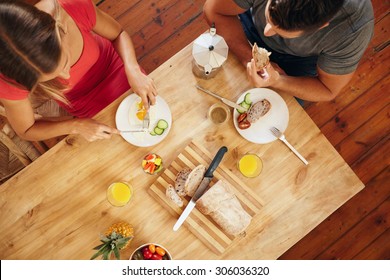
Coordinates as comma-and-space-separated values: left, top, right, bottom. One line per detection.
0, 99, 71, 183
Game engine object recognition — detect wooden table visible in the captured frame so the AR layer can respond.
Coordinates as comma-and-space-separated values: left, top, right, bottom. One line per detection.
0, 43, 364, 260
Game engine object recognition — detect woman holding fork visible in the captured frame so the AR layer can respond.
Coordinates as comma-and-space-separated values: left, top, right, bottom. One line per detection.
0, 0, 157, 142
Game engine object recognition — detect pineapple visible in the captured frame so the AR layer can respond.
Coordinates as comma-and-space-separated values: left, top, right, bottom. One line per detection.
91, 222, 134, 260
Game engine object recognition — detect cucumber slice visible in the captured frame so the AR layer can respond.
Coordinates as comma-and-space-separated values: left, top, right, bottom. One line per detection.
236, 107, 246, 114
157, 119, 168, 129
150, 130, 157, 136
236, 100, 251, 114
244, 93, 252, 105
154, 127, 164, 135
241, 101, 251, 109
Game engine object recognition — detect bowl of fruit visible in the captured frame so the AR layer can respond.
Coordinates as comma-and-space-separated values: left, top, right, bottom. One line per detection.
142, 153, 163, 175
130, 243, 172, 260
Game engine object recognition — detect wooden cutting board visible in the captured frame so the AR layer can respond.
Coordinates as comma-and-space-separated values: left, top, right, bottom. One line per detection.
148, 141, 264, 255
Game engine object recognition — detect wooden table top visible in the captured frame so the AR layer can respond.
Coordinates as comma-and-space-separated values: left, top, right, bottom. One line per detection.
0, 43, 364, 260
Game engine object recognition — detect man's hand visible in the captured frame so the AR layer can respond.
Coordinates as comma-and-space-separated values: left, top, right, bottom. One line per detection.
246, 59, 283, 88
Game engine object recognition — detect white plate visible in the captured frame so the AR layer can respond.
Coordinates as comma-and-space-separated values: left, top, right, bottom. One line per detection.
115, 94, 172, 147
233, 88, 289, 144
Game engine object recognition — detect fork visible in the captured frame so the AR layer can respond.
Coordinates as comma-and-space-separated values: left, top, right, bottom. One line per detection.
142, 99, 151, 130
270, 127, 309, 165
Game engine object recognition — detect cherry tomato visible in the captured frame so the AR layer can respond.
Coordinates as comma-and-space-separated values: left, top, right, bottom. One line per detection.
150, 253, 163, 260
142, 247, 153, 259
148, 244, 156, 254
237, 113, 247, 123
238, 120, 251, 129
155, 246, 166, 256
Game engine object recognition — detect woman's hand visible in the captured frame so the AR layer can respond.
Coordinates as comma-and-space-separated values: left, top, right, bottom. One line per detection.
246, 59, 283, 88
127, 68, 157, 110
72, 118, 119, 142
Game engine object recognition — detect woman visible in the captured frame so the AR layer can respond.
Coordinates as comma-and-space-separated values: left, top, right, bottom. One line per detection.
0, 0, 157, 141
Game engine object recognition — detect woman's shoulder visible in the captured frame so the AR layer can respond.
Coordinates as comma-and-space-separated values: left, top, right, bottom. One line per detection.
59, 0, 96, 30
0, 77, 29, 101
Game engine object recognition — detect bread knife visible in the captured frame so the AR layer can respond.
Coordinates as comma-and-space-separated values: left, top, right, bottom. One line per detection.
173, 146, 228, 231
195, 85, 247, 112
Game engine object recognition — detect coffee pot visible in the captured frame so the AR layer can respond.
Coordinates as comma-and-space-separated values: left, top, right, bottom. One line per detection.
192, 25, 228, 79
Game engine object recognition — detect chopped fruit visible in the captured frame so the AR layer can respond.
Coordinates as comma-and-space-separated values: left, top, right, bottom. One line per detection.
142, 153, 163, 175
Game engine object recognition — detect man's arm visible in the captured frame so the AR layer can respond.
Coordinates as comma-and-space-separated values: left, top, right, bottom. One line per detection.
205, 0, 354, 101
203, 0, 251, 66
247, 60, 355, 101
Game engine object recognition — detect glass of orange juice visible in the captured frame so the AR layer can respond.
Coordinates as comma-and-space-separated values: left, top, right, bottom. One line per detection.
238, 154, 263, 178
107, 182, 133, 207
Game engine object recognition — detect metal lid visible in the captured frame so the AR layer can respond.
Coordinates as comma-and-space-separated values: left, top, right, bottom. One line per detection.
192, 27, 228, 70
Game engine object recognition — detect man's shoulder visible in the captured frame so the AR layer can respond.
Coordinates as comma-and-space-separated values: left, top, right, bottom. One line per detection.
337, 0, 374, 29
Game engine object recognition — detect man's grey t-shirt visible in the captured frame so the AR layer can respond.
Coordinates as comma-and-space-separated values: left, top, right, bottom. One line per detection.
233, 0, 374, 74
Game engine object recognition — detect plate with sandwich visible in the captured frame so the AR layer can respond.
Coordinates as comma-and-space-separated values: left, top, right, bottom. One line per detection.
116, 94, 172, 147
233, 88, 289, 144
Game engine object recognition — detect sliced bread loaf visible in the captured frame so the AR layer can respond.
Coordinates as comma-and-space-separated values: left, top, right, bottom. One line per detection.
184, 164, 206, 197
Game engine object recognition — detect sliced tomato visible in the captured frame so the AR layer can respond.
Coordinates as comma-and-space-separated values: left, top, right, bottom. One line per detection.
148, 164, 156, 174
144, 154, 156, 161
143, 162, 153, 171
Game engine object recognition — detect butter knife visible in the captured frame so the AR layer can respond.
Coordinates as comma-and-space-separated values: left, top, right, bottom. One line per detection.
195, 85, 247, 112
173, 146, 228, 231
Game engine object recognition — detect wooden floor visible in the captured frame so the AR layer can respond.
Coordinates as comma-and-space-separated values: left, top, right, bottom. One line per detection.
12, 0, 388, 259
97, 0, 389, 260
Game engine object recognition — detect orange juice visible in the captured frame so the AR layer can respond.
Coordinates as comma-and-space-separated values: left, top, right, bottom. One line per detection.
107, 182, 133, 207
238, 154, 263, 178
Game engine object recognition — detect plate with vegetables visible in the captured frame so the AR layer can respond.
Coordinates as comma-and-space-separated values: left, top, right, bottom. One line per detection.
233, 88, 289, 144
116, 94, 172, 147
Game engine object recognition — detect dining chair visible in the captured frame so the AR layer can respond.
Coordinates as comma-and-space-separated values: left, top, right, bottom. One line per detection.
0, 99, 71, 183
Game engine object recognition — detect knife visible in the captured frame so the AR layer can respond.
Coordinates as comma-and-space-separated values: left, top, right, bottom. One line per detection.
173, 146, 228, 231
195, 85, 247, 112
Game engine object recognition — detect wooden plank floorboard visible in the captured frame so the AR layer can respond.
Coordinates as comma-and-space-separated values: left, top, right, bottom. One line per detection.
351, 136, 390, 185
138, 15, 208, 73
353, 229, 390, 260
279, 168, 390, 259
316, 197, 390, 259
320, 75, 390, 147
336, 103, 390, 165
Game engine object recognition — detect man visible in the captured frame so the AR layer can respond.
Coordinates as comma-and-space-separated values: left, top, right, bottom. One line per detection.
203, 0, 374, 101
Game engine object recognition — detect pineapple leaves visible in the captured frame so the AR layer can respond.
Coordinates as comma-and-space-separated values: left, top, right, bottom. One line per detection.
113, 246, 120, 260
93, 243, 107, 250
91, 223, 134, 260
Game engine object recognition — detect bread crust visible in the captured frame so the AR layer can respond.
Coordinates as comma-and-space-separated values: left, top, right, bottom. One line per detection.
196, 180, 252, 236
184, 164, 206, 197
175, 167, 192, 196
252, 43, 271, 71
166, 184, 184, 207
246, 99, 272, 123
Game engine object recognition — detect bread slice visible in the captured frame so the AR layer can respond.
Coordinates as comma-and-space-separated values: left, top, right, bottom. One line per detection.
174, 167, 191, 197
184, 164, 206, 197
252, 43, 271, 70
166, 184, 183, 207
246, 99, 272, 123
197, 180, 252, 236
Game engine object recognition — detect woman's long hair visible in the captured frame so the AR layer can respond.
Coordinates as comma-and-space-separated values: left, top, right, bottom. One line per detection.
0, 0, 68, 104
